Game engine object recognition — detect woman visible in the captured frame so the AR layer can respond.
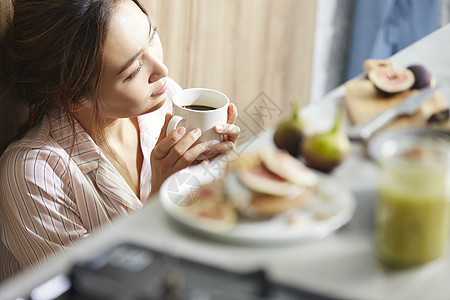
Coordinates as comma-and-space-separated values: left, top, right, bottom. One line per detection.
0, 0, 240, 281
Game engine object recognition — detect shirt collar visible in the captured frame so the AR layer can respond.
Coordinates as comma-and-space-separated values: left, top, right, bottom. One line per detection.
48, 109, 101, 175
48, 109, 143, 210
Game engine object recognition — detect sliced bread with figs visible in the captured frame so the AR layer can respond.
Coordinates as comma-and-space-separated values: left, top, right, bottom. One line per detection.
173, 180, 238, 232
174, 150, 319, 229
226, 150, 318, 219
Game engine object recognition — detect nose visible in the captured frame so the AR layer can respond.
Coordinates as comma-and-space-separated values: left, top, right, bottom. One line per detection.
148, 56, 168, 84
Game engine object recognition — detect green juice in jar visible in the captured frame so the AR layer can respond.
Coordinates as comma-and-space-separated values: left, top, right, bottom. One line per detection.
377, 175, 450, 267
376, 135, 450, 268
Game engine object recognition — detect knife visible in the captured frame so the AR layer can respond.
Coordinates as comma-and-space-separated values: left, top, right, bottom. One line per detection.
346, 86, 438, 141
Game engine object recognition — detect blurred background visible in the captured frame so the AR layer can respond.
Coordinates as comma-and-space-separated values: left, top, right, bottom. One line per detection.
145, 0, 447, 134
0, 0, 449, 146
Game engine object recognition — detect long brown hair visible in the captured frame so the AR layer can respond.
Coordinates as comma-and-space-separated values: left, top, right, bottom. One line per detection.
0, 0, 148, 149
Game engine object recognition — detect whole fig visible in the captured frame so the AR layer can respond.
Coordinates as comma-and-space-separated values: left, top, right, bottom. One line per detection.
273, 101, 305, 157
407, 65, 435, 89
301, 107, 350, 173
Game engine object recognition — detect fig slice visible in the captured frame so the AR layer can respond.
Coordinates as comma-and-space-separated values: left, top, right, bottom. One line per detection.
225, 167, 314, 219
226, 152, 317, 219
368, 67, 414, 94
176, 180, 237, 232
259, 150, 318, 187
237, 161, 305, 196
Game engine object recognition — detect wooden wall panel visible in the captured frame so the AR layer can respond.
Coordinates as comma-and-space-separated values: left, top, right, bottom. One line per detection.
144, 0, 192, 86
144, 0, 317, 132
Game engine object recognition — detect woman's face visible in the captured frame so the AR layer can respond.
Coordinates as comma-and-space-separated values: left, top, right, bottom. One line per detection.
87, 0, 169, 119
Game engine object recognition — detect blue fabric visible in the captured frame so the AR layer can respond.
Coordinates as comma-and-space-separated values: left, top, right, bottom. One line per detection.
346, 0, 440, 79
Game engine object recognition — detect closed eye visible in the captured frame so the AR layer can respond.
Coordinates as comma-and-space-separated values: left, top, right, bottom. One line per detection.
123, 26, 157, 82
125, 62, 143, 82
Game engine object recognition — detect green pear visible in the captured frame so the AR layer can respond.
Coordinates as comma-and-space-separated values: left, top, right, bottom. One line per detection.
301, 106, 350, 173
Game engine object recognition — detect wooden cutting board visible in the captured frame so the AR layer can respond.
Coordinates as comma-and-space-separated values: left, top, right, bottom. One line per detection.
345, 79, 449, 137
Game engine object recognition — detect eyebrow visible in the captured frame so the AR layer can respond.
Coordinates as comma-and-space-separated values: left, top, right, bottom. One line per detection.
117, 50, 144, 75
117, 19, 153, 75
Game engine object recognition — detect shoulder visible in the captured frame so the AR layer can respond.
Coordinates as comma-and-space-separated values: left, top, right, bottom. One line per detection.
0, 140, 74, 213
0, 146, 71, 191
0, 119, 71, 182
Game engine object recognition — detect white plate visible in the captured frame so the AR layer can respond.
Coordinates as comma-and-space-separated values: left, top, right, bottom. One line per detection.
159, 164, 356, 245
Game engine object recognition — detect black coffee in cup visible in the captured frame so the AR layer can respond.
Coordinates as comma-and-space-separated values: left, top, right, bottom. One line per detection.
182, 104, 217, 111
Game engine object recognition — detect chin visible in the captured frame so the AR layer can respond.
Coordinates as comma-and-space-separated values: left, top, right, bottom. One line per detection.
145, 94, 167, 114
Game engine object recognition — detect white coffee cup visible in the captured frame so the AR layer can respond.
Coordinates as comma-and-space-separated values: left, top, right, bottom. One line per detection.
167, 88, 229, 157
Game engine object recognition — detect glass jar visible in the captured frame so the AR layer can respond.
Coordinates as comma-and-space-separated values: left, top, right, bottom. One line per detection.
376, 134, 450, 267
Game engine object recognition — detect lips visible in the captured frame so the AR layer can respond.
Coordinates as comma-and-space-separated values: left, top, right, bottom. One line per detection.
151, 79, 167, 97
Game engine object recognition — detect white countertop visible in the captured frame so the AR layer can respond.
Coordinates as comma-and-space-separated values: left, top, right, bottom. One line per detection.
3, 23, 450, 300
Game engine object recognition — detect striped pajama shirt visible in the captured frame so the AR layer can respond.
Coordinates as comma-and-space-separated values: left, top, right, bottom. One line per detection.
0, 78, 180, 281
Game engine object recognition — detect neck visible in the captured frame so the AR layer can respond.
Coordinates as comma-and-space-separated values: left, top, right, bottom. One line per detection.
74, 107, 138, 145
74, 107, 143, 199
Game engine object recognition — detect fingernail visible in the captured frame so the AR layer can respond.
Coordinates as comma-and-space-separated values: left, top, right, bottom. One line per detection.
215, 125, 224, 132
176, 127, 186, 136
192, 128, 202, 136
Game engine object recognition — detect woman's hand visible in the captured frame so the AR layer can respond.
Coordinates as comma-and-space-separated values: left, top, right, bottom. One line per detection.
150, 104, 240, 195
201, 103, 240, 158
150, 113, 210, 195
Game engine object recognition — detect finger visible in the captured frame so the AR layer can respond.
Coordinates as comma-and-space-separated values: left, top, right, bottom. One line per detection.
152, 126, 186, 159
215, 124, 240, 143
227, 103, 238, 124
206, 141, 236, 156
156, 113, 172, 145
173, 141, 211, 170
191, 158, 210, 166
165, 128, 203, 165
